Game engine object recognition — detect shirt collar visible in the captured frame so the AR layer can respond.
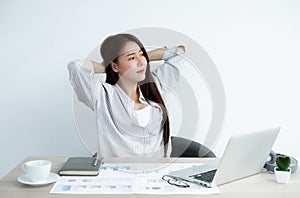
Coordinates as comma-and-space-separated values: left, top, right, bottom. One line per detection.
138, 86, 148, 105
115, 83, 148, 105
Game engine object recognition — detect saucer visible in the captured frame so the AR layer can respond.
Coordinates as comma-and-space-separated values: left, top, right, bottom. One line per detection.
17, 172, 60, 186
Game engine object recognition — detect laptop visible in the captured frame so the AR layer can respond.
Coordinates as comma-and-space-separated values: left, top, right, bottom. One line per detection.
168, 127, 280, 188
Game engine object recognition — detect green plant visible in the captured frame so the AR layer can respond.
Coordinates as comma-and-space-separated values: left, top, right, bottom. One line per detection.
276, 155, 291, 171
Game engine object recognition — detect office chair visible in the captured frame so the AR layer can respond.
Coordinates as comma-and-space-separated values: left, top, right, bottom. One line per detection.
170, 136, 216, 158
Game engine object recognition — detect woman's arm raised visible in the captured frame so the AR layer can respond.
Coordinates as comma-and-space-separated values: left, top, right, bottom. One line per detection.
150, 45, 186, 90
147, 48, 166, 61
147, 45, 185, 61
68, 59, 107, 111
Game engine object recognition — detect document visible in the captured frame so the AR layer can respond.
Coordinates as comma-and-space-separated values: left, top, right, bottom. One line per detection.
50, 163, 220, 194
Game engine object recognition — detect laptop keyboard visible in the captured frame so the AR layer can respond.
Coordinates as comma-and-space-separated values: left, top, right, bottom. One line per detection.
189, 169, 217, 182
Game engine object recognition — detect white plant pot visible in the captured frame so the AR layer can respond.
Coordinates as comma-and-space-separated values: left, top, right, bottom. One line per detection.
274, 167, 291, 184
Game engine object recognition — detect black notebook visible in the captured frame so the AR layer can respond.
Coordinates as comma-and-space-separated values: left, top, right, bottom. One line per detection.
58, 157, 102, 176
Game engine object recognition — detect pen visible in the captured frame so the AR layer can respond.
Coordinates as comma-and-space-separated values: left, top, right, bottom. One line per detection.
92, 157, 98, 167
92, 153, 98, 167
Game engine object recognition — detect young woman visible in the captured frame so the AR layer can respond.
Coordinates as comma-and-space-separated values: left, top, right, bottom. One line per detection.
68, 33, 185, 157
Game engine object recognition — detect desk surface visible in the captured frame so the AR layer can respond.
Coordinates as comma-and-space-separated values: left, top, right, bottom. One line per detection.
0, 156, 299, 198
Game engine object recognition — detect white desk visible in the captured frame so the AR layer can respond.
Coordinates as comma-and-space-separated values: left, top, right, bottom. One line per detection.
0, 156, 299, 198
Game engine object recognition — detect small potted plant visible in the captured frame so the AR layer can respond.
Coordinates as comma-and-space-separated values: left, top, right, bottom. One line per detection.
274, 154, 292, 184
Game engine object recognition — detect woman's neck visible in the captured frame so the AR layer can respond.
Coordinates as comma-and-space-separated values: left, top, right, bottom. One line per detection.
117, 80, 139, 102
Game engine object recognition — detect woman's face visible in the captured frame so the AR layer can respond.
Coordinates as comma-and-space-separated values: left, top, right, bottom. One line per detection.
112, 41, 147, 83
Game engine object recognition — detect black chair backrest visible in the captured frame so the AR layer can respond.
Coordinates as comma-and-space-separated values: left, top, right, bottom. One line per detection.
170, 136, 216, 158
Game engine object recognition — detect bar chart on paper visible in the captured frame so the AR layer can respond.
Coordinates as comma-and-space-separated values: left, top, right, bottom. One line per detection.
50, 163, 220, 194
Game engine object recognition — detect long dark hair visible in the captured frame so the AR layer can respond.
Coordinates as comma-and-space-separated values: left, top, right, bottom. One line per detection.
100, 33, 170, 155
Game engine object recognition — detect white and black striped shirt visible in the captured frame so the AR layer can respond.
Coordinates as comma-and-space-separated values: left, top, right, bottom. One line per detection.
68, 47, 184, 157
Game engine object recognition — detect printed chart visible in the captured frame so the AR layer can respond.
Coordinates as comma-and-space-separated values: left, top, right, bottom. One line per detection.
50, 163, 219, 194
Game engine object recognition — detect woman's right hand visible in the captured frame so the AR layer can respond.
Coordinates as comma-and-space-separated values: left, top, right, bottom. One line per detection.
91, 60, 106, 73
177, 45, 186, 53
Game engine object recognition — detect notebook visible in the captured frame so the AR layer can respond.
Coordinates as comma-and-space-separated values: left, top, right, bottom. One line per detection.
168, 127, 280, 187
58, 157, 103, 176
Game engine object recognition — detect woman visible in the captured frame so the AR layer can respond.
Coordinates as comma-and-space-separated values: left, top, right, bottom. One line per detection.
68, 33, 185, 157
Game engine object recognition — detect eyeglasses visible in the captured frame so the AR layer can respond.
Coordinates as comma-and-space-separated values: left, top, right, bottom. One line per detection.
162, 175, 190, 188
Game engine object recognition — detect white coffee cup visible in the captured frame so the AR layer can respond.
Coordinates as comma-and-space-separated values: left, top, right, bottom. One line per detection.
23, 160, 52, 182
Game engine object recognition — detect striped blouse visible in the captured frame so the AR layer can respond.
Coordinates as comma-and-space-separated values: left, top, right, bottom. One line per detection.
68, 47, 185, 157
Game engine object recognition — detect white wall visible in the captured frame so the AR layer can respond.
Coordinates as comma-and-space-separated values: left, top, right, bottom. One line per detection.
1, 0, 299, 178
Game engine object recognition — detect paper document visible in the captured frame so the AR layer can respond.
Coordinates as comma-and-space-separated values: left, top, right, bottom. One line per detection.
50, 163, 220, 194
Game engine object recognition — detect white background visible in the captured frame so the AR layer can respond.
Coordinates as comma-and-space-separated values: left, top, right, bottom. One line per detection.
1, 0, 299, 178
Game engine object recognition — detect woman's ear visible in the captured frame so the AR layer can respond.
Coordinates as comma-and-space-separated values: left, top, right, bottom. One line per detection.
111, 62, 119, 73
